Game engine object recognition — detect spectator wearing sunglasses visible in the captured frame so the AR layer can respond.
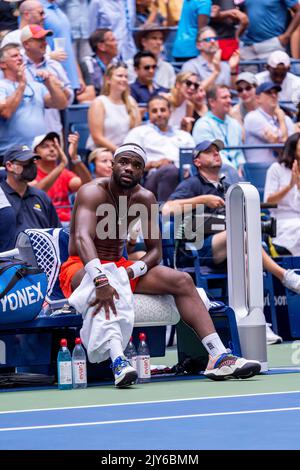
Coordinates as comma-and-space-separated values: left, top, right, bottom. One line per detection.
230, 71, 258, 131
161, 72, 198, 133
128, 24, 176, 90
244, 82, 295, 164
255, 50, 300, 103
130, 51, 169, 117
181, 26, 240, 91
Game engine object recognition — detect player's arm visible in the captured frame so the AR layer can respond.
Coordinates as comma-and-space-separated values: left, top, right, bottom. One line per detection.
126, 191, 162, 280
73, 183, 100, 263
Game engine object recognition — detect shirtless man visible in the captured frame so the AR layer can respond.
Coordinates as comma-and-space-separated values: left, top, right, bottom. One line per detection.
59, 143, 261, 387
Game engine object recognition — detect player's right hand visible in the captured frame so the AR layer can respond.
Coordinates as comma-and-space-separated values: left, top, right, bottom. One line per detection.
89, 284, 120, 320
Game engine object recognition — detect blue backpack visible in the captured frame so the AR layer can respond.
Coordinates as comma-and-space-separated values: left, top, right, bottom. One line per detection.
0, 258, 47, 324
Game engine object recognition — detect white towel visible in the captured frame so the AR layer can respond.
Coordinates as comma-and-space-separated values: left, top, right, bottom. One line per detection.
68, 263, 134, 363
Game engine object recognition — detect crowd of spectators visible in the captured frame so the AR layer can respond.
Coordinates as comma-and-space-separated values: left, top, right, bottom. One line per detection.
1, 0, 300, 345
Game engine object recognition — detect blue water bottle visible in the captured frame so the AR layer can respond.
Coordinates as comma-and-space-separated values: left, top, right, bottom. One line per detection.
57, 338, 72, 390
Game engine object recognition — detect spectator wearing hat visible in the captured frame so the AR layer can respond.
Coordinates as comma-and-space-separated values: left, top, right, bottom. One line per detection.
78, 28, 119, 103
181, 26, 240, 91
240, 0, 300, 62
172, 0, 211, 61
230, 71, 258, 130
128, 24, 176, 89
244, 81, 295, 164
88, 147, 113, 178
0, 145, 61, 249
88, 0, 136, 61
31, 132, 92, 224
255, 50, 300, 103
21, 23, 73, 136
0, 42, 68, 157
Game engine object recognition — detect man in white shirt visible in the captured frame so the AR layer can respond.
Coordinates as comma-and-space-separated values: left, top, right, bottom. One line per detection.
124, 95, 195, 201
244, 81, 295, 163
255, 50, 300, 102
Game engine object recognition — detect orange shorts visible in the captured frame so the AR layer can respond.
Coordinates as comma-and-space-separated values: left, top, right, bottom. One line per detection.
59, 255, 139, 298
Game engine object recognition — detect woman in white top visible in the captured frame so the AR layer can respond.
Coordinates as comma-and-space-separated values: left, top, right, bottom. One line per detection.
264, 132, 300, 255
87, 63, 141, 152
161, 71, 197, 133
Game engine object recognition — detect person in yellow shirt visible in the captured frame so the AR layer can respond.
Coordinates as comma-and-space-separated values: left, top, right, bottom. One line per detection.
158, 0, 183, 26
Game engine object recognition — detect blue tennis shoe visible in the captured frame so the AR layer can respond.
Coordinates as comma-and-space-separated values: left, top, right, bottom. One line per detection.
112, 355, 137, 387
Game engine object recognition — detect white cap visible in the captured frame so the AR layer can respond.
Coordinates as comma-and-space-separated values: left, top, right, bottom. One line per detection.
114, 143, 147, 164
267, 50, 290, 68
236, 71, 257, 85
32, 132, 60, 151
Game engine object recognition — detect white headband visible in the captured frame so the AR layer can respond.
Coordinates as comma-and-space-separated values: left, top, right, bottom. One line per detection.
114, 144, 147, 164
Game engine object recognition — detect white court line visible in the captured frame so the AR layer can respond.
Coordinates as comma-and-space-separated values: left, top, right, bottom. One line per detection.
1, 406, 300, 433
1, 390, 300, 415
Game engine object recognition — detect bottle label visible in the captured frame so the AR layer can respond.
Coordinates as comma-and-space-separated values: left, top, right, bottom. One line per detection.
73, 360, 87, 384
129, 355, 137, 371
138, 355, 151, 379
58, 361, 72, 385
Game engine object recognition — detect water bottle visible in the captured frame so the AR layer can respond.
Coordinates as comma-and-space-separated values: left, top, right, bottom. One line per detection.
137, 332, 151, 383
124, 336, 137, 371
57, 338, 72, 390
72, 338, 87, 389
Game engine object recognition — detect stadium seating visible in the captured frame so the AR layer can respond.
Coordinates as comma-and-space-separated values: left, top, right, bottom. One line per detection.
243, 161, 273, 201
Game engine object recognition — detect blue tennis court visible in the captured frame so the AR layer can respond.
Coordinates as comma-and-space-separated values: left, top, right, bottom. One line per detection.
0, 390, 299, 450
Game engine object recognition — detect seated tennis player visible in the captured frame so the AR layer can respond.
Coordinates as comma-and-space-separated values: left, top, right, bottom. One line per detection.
59, 143, 261, 387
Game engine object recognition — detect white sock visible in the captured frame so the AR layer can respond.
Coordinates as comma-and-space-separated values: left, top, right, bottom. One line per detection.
109, 338, 124, 363
201, 333, 227, 358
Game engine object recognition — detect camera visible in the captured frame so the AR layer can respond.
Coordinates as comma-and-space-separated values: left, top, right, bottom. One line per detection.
261, 217, 277, 237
